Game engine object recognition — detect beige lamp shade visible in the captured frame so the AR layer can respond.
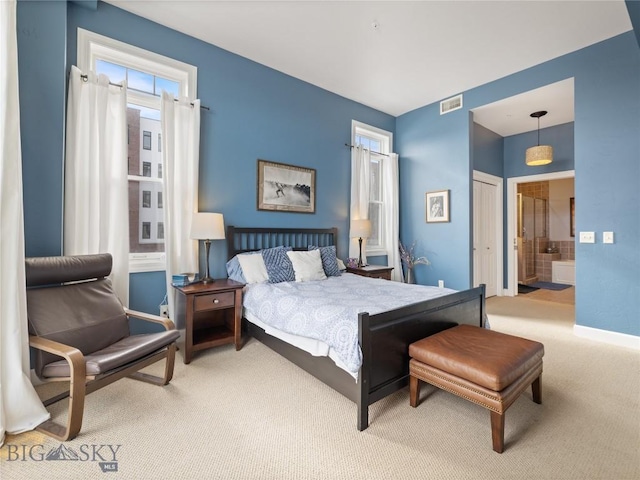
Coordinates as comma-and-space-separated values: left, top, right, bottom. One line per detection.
190, 212, 225, 240
350, 219, 372, 238
525, 145, 554, 166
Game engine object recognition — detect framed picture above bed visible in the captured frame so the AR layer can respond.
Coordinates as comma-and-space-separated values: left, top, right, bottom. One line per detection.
257, 159, 316, 214
425, 189, 450, 223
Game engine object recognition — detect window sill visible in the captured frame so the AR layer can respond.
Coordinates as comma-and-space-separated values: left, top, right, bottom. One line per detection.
366, 249, 388, 258
129, 253, 166, 273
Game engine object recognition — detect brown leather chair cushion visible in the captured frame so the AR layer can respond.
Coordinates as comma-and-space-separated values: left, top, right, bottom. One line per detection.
42, 330, 181, 377
409, 324, 544, 391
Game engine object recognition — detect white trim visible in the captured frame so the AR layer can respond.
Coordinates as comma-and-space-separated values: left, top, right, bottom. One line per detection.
351, 120, 393, 151
78, 28, 197, 99
506, 170, 575, 296
573, 325, 640, 350
351, 120, 393, 255
473, 170, 503, 297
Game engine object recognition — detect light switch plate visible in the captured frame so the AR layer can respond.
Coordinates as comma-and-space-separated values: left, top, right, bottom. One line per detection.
579, 232, 595, 243
603, 232, 614, 244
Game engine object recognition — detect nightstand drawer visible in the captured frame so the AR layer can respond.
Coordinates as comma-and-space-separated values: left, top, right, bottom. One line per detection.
194, 291, 235, 312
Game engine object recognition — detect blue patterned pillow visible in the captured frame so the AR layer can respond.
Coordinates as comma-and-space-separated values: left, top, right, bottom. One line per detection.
225, 255, 246, 283
262, 246, 295, 283
308, 245, 341, 277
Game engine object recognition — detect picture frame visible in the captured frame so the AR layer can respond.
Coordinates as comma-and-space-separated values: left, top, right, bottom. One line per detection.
425, 189, 450, 223
257, 159, 316, 213
570, 197, 575, 237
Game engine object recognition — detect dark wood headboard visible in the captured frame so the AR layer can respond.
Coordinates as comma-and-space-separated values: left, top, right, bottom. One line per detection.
226, 226, 338, 259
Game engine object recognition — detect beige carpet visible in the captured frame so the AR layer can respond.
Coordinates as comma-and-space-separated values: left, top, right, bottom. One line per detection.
2, 296, 639, 479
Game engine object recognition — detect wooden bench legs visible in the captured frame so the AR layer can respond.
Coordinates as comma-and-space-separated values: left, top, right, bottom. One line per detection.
410, 373, 542, 453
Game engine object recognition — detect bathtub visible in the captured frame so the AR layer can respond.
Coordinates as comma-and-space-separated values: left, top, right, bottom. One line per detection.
552, 260, 575, 285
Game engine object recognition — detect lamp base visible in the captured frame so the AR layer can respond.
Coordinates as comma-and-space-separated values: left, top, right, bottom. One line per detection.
357, 236, 365, 268
202, 240, 213, 284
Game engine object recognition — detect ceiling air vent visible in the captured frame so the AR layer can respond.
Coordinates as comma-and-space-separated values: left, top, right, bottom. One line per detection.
440, 94, 463, 115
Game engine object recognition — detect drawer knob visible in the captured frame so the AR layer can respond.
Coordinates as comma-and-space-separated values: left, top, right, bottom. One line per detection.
213, 298, 220, 304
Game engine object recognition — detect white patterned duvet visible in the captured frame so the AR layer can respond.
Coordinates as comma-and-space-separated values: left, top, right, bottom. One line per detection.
242, 273, 457, 376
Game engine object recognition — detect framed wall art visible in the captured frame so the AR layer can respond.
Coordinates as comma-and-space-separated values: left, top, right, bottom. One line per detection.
257, 159, 316, 213
425, 189, 450, 223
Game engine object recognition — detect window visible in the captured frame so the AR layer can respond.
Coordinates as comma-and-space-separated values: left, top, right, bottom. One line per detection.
352, 121, 392, 256
143, 131, 152, 150
79, 29, 197, 272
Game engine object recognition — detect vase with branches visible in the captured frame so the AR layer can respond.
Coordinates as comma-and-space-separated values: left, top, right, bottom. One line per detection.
399, 241, 430, 284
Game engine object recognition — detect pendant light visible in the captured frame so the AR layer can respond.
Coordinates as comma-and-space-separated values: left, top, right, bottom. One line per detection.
525, 110, 553, 166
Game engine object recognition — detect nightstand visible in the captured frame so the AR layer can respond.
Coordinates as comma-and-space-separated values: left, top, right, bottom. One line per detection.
173, 279, 244, 364
346, 265, 394, 280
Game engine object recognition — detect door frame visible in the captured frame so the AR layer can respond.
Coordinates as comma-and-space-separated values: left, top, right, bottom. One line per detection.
506, 169, 575, 296
473, 171, 503, 297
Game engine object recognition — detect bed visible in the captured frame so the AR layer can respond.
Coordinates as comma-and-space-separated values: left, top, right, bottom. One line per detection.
227, 226, 486, 430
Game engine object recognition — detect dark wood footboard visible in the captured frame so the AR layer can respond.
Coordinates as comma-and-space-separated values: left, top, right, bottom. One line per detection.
357, 285, 485, 430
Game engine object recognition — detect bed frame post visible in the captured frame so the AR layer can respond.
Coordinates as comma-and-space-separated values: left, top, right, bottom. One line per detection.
357, 311, 371, 431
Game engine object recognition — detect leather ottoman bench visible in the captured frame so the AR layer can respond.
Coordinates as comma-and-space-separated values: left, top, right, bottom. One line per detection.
409, 324, 544, 453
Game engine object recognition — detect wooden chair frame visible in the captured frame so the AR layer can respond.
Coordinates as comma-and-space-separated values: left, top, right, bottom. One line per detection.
30, 309, 177, 441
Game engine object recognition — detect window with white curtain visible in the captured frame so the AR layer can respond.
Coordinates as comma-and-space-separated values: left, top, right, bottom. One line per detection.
78, 29, 197, 272
352, 121, 392, 256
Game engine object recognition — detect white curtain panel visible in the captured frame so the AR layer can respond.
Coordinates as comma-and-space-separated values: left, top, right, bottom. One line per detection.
64, 66, 129, 304
382, 153, 402, 281
0, 0, 51, 445
161, 93, 200, 320
349, 145, 370, 262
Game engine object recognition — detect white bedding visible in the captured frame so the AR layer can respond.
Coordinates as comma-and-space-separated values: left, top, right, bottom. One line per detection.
243, 273, 458, 377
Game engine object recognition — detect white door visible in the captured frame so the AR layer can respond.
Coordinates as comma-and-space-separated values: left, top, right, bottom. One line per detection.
473, 180, 497, 297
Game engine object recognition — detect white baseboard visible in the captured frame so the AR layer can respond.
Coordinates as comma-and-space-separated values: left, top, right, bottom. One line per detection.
573, 324, 640, 350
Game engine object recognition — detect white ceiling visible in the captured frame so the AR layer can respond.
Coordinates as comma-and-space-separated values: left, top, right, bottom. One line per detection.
104, 1, 632, 135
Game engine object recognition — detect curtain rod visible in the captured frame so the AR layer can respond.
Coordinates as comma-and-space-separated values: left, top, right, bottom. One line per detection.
344, 143, 390, 157
79, 74, 210, 111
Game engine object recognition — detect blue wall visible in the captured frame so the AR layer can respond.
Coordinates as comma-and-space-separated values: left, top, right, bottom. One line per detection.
18, 1, 394, 322
397, 32, 640, 337
472, 122, 503, 177
503, 122, 574, 179
17, 0, 67, 257
17, 2, 639, 338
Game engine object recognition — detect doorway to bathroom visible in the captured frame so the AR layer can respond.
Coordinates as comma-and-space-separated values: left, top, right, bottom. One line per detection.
507, 170, 575, 304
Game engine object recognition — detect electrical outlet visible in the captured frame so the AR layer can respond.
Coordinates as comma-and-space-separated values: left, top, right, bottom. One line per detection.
579, 232, 595, 244
438, 280, 444, 288
603, 232, 614, 244
159, 305, 169, 318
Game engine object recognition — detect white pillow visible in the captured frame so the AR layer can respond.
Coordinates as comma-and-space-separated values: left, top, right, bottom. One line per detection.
237, 252, 269, 284
286, 250, 327, 282
336, 257, 346, 271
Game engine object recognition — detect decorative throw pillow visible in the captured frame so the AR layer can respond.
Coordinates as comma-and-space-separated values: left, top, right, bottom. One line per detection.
286, 249, 327, 282
308, 245, 341, 277
262, 246, 295, 283
336, 257, 346, 271
236, 252, 269, 284
226, 255, 246, 283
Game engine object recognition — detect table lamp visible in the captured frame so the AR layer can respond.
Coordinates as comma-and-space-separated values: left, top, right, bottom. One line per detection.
350, 219, 371, 268
190, 212, 225, 284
